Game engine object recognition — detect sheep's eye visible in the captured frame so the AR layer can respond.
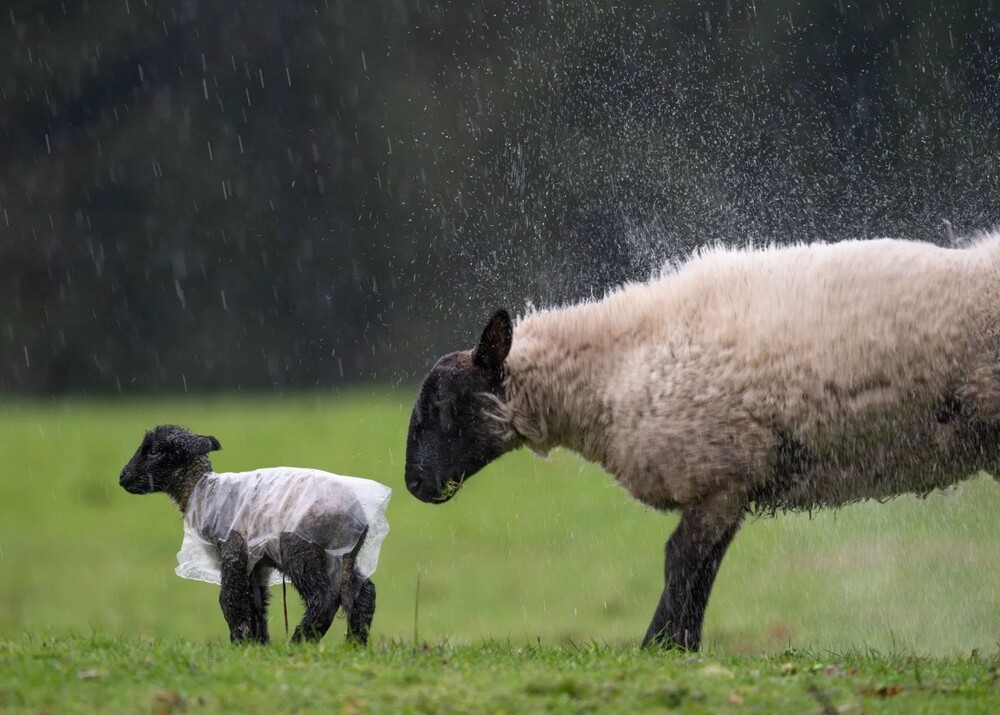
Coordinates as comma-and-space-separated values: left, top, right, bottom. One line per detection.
434, 398, 458, 433
148, 448, 161, 457
432, 396, 456, 416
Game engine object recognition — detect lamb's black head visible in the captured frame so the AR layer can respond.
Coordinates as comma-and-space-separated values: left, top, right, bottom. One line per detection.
119, 425, 221, 496
405, 309, 515, 504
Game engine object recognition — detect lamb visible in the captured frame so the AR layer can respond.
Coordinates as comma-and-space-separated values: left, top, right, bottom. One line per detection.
404, 233, 1000, 651
119, 425, 391, 645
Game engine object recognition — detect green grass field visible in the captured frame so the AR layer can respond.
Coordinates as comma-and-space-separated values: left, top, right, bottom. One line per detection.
2, 391, 1000, 711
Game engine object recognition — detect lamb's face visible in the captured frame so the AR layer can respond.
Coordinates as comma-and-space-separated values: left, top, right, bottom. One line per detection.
405, 310, 513, 504
119, 425, 220, 495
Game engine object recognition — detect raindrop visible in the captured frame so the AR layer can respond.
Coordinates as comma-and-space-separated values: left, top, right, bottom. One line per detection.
174, 279, 186, 309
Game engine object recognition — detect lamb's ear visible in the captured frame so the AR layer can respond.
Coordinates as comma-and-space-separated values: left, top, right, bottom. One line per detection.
189, 434, 221, 454
170, 431, 222, 456
473, 309, 513, 373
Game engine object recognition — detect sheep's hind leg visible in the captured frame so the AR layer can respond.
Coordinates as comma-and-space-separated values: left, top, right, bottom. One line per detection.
218, 533, 266, 644
642, 501, 744, 651
282, 534, 340, 643
343, 575, 376, 645
339, 526, 375, 645
249, 567, 271, 644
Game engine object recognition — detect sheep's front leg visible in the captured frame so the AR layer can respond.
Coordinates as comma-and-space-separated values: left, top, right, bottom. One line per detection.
642, 501, 743, 651
218, 533, 266, 644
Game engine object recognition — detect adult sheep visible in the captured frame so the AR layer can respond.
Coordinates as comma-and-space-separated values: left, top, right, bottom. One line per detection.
404, 234, 1000, 650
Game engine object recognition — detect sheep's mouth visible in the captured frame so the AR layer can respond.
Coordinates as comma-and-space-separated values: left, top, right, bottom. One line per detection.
432, 478, 465, 503
406, 466, 466, 504
119, 473, 152, 494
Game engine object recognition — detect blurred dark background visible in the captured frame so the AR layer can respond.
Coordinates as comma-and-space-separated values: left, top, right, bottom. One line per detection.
2, 0, 999, 394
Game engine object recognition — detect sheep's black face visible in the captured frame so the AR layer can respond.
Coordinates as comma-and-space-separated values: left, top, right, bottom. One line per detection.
406, 310, 514, 504
119, 425, 221, 495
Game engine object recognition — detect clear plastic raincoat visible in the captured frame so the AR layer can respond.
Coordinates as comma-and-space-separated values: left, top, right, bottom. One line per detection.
175, 468, 391, 586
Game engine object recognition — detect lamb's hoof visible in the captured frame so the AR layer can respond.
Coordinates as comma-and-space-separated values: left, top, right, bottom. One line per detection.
345, 632, 369, 647
230, 632, 254, 646
641, 632, 698, 652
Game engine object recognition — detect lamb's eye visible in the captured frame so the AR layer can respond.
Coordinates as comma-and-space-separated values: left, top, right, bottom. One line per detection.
148, 448, 161, 457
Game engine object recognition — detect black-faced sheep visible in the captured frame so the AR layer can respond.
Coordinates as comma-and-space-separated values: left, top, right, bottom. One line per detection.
119, 425, 391, 645
405, 234, 1000, 650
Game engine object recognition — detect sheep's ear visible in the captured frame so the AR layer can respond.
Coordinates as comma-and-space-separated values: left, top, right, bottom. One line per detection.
473, 309, 513, 373
192, 434, 221, 453
169, 431, 221, 456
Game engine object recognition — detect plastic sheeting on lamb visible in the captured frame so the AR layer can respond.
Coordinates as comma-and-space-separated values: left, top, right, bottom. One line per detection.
175, 468, 391, 586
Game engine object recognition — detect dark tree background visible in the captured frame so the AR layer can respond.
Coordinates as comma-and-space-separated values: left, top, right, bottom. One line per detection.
2, 0, 999, 393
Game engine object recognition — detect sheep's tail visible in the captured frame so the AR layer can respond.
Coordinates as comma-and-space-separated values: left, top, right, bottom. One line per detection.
340, 525, 370, 618
282, 575, 289, 638
343, 524, 369, 576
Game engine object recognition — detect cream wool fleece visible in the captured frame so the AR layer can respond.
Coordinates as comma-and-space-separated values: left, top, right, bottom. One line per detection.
495, 234, 1000, 514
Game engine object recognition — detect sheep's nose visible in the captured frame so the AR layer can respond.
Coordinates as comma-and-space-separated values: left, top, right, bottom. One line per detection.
405, 472, 423, 497
405, 465, 432, 500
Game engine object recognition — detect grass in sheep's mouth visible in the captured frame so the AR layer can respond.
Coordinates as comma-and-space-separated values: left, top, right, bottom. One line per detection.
2, 635, 998, 713
436, 478, 464, 502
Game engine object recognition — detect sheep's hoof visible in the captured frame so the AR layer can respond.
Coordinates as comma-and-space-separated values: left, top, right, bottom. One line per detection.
641, 631, 698, 652
345, 632, 369, 647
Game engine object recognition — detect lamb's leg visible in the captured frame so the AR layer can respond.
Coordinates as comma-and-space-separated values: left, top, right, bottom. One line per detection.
218, 533, 264, 644
642, 501, 744, 651
281, 534, 340, 643
339, 525, 375, 645
249, 569, 271, 644
348, 577, 377, 645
